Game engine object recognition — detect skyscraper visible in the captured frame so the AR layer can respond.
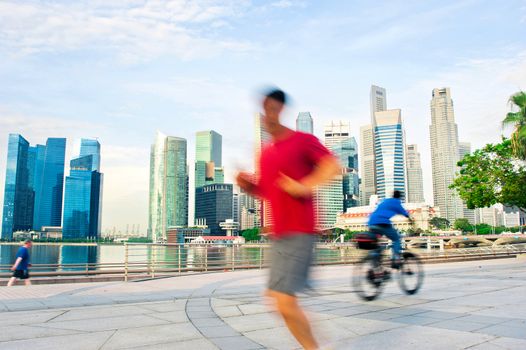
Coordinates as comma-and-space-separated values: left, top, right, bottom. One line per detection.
429, 88, 464, 222
359, 124, 376, 205
239, 188, 260, 230
370, 85, 387, 122
314, 176, 344, 230
313, 121, 349, 229
196, 130, 222, 166
1, 134, 33, 239
406, 144, 425, 203
32, 138, 66, 231
63, 139, 103, 239
296, 112, 314, 134
374, 109, 406, 201
195, 131, 224, 189
195, 183, 233, 235
360, 85, 387, 205
332, 137, 360, 210
148, 132, 188, 242
324, 121, 351, 149
255, 113, 272, 229
79, 138, 101, 171
323, 121, 359, 213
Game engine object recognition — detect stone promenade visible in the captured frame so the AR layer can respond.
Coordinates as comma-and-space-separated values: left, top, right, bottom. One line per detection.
0, 258, 525, 349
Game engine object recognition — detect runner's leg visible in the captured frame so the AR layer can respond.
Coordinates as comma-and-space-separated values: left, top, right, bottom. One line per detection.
268, 290, 318, 350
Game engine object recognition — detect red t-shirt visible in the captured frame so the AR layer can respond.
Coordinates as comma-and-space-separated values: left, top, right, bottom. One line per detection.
256, 131, 332, 238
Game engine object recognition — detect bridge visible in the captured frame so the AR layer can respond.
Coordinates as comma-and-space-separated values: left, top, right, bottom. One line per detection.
405, 234, 526, 249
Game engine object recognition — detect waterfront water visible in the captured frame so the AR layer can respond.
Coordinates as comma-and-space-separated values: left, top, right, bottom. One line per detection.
0, 243, 354, 272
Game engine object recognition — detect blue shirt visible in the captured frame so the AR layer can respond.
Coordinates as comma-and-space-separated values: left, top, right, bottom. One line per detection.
368, 198, 410, 226
15, 246, 30, 270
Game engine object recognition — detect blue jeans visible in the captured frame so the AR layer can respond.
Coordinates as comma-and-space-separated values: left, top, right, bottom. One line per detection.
370, 224, 401, 259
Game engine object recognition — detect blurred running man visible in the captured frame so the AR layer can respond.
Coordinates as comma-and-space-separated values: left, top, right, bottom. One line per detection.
368, 190, 412, 268
7, 240, 33, 286
236, 88, 340, 350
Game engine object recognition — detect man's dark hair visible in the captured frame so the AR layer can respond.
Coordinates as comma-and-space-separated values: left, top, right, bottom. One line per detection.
24, 239, 32, 245
393, 190, 402, 199
265, 88, 287, 105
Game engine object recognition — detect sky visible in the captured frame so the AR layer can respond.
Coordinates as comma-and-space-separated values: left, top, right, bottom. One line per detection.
0, 0, 525, 235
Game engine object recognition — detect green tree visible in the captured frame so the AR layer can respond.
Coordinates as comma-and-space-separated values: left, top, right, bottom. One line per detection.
241, 228, 261, 241
475, 224, 493, 235
451, 139, 526, 215
430, 217, 450, 230
343, 229, 356, 241
127, 237, 152, 243
454, 218, 473, 233
503, 91, 526, 160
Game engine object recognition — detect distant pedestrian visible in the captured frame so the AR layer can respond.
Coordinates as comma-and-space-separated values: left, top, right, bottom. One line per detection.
7, 240, 32, 287
236, 88, 340, 350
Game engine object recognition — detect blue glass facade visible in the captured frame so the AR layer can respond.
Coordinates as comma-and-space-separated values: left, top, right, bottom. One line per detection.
374, 124, 406, 201
332, 137, 360, 211
33, 138, 66, 230
1, 134, 34, 239
79, 139, 101, 171
195, 184, 233, 235
63, 140, 103, 239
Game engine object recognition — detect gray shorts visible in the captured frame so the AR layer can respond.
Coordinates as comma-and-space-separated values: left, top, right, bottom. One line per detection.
268, 234, 316, 296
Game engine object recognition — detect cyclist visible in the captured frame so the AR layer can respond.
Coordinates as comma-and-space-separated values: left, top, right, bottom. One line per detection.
368, 190, 412, 268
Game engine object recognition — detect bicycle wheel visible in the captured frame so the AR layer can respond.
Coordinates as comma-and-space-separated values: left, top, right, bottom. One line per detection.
398, 252, 424, 295
352, 254, 386, 301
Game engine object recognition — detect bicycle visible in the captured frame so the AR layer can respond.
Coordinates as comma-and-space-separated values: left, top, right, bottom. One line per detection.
352, 229, 424, 301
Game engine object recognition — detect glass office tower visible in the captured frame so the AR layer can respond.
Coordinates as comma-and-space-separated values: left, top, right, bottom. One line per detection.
374, 110, 406, 201
63, 139, 103, 239
332, 137, 360, 210
33, 138, 66, 231
195, 184, 233, 235
148, 132, 188, 242
79, 138, 101, 171
1, 134, 33, 239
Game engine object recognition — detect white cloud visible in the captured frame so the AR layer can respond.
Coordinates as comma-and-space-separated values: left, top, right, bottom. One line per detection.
271, 1, 295, 8
0, 0, 256, 62
346, 0, 473, 52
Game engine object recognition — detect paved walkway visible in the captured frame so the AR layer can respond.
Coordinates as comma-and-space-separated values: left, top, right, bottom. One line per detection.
0, 258, 525, 349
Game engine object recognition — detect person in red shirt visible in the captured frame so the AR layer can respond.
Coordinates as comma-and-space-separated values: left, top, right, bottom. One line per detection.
237, 89, 340, 350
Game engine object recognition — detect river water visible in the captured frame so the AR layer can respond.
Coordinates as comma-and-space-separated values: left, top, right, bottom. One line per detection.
0, 243, 356, 272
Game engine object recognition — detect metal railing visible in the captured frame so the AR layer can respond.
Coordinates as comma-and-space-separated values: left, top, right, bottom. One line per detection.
1, 242, 525, 282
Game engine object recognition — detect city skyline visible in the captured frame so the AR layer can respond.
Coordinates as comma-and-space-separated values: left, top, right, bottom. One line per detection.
0, 1, 524, 232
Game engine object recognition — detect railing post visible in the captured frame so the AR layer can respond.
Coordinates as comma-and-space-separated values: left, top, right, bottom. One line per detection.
178, 244, 181, 274
232, 245, 235, 271
124, 243, 129, 282
259, 246, 263, 269
205, 245, 208, 272
152, 243, 156, 279
85, 263, 88, 276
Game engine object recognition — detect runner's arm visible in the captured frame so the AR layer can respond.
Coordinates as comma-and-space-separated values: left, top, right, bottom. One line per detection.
277, 155, 341, 198
301, 155, 341, 188
236, 172, 264, 198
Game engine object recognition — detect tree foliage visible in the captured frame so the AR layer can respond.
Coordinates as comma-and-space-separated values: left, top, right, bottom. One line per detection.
454, 218, 473, 233
451, 139, 526, 212
241, 228, 261, 241
430, 217, 450, 230
503, 91, 526, 160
